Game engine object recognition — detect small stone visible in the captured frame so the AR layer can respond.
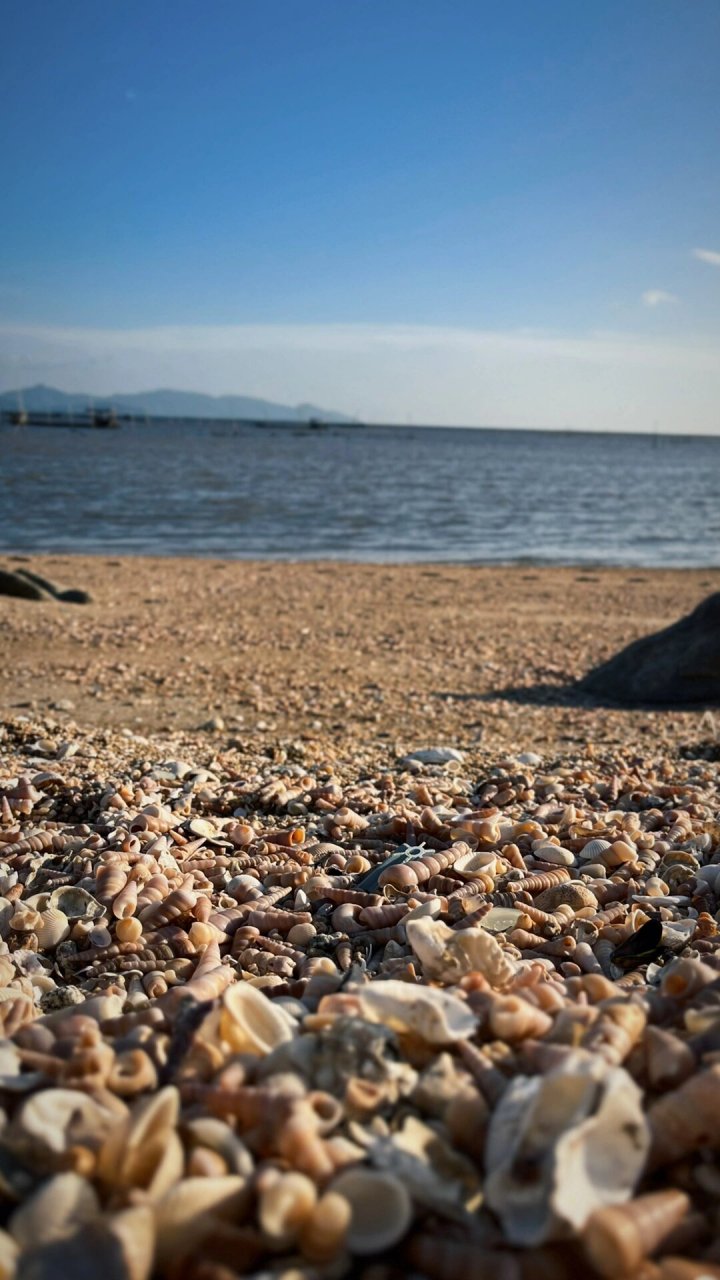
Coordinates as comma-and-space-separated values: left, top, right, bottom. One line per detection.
53, 699, 75, 713
39, 985, 86, 1013
402, 747, 464, 766
201, 715, 225, 732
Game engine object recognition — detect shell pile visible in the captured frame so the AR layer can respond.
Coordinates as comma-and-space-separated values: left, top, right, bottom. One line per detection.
1, 716, 720, 1278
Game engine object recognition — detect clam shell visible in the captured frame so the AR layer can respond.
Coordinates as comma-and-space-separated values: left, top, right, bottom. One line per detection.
330, 1168, 412, 1254
533, 844, 575, 867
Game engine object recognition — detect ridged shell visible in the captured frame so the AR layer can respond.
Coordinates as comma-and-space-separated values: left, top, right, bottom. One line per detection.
578, 839, 612, 861
35, 908, 71, 950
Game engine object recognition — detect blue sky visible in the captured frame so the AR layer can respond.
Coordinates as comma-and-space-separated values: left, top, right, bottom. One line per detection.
1, 0, 719, 430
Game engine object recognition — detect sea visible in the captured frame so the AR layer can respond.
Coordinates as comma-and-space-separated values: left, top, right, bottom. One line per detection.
2, 419, 719, 566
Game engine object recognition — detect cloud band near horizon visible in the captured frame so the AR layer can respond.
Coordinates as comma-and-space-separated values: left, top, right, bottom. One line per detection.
1, 320, 719, 433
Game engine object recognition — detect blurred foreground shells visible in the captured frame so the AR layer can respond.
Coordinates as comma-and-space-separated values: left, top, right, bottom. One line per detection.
1, 717, 720, 1276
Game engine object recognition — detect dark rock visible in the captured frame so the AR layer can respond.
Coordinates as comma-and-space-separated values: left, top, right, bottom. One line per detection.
57, 588, 93, 604
579, 592, 720, 706
0, 569, 52, 601
0, 567, 93, 605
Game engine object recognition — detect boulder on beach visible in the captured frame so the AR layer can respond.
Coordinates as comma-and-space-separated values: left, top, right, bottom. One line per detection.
579, 591, 720, 706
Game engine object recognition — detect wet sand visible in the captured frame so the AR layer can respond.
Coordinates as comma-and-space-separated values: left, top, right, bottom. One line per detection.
1, 555, 719, 755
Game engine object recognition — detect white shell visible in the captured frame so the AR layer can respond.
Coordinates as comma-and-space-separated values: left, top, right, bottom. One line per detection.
35, 909, 71, 950
346, 979, 477, 1044
485, 1052, 649, 1245
220, 981, 296, 1055
578, 839, 612, 861
48, 886, 104, 920
452, 851, 498, 879
406, 917, 517, 988
533, 844, 575, 867
401, 748, 464, 766
330, 1168, 412, 1254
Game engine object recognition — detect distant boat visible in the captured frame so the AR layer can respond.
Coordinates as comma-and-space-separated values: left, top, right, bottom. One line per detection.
1, 407, 119, 429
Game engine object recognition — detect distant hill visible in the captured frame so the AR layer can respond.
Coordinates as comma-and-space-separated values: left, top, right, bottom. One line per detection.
0, 384, 356, 423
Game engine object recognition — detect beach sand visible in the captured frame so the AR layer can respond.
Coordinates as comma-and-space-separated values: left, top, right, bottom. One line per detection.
2, 556, 720, 1276
2, 554, 719, 754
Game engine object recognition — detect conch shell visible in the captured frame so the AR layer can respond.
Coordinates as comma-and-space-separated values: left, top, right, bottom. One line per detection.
485, 1052, 649, 1245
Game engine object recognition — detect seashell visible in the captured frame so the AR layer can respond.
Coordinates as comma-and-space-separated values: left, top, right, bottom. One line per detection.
183, 1118, 254, 1177
583, 1189, 690, 1277
48, 885, 104, 920
330, 1167, 412, 1254
9, 1171, 101, 1248
485, 1053, 650, 1245
581, 999, 647, 1066
533, 843, 576, 867
220, 981, 296, 1055
648, 1064, 720, 1168
297, 1189, 352, 1262
488, 993, 553, 1042
453, 850, 499, 879
0, 1230, 17, 1277
258, 1170, 317, 1246
660, 957, 716, 1000
338, 979, 477, 1044
578, 839, 612, 861
478, 906, 525, 933
363, 1112, 482, 1217
152, 1175, 250, 1268
644, 1026, 696, 1090
10, 1088, 125, 1163
35, 908, 71, 950
106, 1205, 155, 1280
408, 916, 518, 990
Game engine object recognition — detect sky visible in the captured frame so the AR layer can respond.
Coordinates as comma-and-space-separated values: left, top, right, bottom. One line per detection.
1, 0, 719, 432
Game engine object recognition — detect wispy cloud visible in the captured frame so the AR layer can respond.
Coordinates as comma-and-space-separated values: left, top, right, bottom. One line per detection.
641, 289, 678, 307
693, 247, 720, 267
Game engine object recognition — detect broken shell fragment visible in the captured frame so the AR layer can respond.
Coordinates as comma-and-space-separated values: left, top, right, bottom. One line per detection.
485, 1053, 650, 1245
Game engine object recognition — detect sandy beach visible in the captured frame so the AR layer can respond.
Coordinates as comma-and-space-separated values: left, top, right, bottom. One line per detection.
2, 556, 720, 1277
2, 555, 719, 755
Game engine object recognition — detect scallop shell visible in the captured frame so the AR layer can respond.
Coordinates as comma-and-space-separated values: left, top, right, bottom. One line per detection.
220, 982, 296, 1055
35, 908, 71, 950
578, 839, 612, 861
330, 1168, 412, 1254
341, 979, 476, 1045
485, 1052, 650, 1245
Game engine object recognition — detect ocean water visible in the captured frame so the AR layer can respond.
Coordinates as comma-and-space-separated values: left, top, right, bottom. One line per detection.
1, 420, 719, 566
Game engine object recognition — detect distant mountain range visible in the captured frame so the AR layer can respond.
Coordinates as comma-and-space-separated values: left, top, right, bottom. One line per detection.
0, 384, 356, 423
